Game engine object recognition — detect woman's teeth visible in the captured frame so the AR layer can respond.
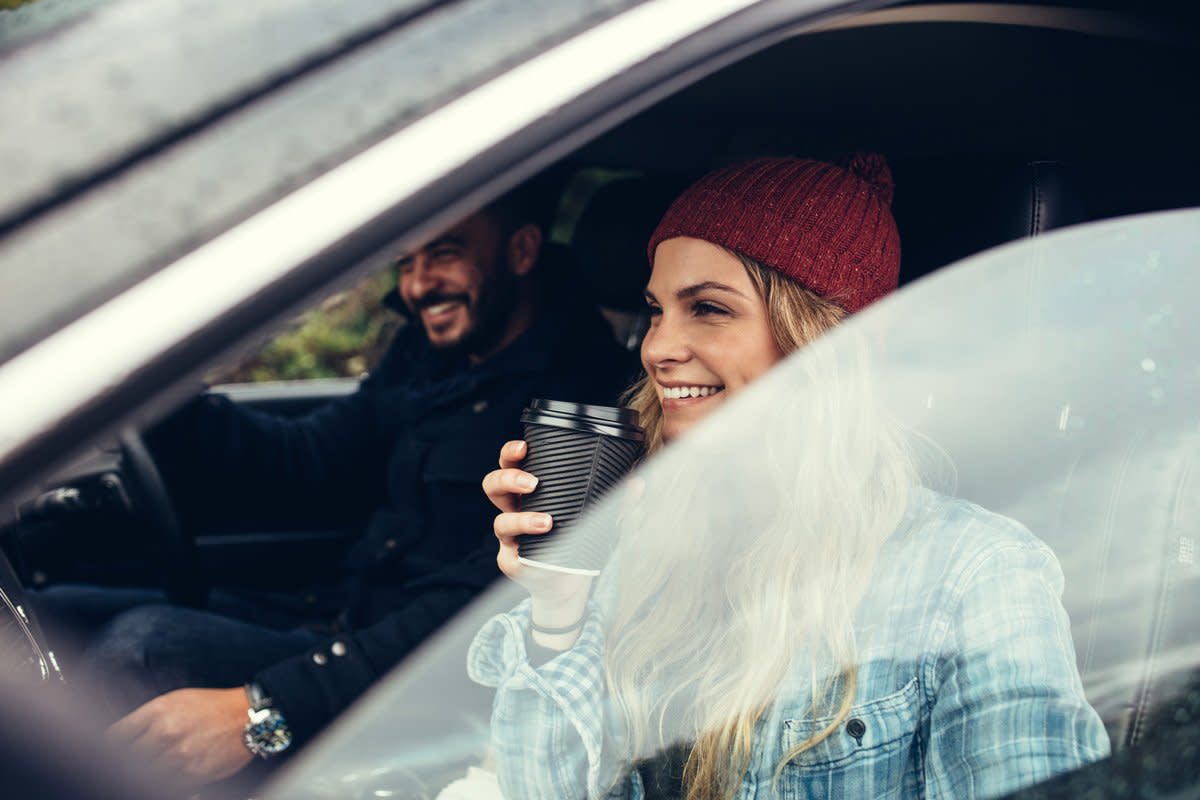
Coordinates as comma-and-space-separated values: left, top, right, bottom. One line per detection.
425, 301, 461, 315
662, 385, 723, 400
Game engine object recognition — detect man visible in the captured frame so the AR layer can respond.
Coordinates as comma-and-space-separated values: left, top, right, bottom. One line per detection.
39, 184, 633, 784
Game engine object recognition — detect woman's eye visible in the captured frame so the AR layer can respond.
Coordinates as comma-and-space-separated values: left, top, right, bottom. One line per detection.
692, 301, 728, 317
646, 304, 662, 318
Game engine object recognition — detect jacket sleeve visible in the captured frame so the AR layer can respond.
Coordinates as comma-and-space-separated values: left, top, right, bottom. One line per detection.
923, 538, 1111, 799
468, 600, 636, 800
145, 375, 390, 526
252, 548, 498, 747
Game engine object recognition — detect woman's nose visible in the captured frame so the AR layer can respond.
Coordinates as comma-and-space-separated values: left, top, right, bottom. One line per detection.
641, 314, 690, 368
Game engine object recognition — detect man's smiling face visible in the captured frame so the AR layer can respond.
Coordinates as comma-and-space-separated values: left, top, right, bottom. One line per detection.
396, 212, 516, 355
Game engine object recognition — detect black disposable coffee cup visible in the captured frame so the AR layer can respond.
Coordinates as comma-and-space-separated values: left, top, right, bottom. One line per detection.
517, 399, 645, 574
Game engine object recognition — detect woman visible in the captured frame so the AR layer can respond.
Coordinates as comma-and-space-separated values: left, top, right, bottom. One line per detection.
468, 156, 1108, 799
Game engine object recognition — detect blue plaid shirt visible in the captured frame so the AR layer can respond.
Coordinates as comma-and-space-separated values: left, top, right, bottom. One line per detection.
468, 488, 1110, 799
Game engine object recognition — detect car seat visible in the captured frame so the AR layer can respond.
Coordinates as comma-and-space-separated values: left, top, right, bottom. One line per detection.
569, 173, 687, 350
571, 160, 1089, 323
891, 158, 1089, 285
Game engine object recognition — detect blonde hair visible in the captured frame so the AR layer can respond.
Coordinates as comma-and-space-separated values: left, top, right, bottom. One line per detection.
605, 252, 910, 800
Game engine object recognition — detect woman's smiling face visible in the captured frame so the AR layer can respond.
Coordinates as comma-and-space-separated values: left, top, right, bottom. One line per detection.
641, 237, 785, 443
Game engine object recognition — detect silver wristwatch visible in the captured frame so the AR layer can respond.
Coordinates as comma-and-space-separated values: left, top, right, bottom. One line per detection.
243, 682, 293, 759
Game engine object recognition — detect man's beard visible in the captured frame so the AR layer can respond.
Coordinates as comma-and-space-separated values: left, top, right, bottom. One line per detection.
428, 266, 518, 358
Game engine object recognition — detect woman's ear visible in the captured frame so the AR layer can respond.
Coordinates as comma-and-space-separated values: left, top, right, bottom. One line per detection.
506, 224, 543, 277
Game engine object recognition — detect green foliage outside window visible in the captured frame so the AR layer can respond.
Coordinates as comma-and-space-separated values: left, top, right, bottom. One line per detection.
209, 268, 403, 384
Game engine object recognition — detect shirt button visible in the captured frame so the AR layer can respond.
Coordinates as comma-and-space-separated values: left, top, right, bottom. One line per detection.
473, 400, 488, 413
312, 652, 328, 665
846, 718, 866, 746
331, 641, 347, 657
384, 538, 397, 550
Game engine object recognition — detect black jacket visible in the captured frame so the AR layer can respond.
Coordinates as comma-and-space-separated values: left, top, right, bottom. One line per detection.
149, 297, 634, 744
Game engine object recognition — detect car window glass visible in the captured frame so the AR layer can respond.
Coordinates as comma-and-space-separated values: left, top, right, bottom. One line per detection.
0, 0, 104, 54
206, 265, 401, 385
0, 0, 646, 371
268, 208, 1200, 798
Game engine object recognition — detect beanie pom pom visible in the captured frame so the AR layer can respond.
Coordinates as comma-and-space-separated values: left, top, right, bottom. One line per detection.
842, 152, 895, 206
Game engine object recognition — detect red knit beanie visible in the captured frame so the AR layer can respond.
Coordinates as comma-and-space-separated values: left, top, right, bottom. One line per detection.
646, 154, 900, 313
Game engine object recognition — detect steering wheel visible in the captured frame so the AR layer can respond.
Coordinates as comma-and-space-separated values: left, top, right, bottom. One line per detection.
117, 429, 204, 606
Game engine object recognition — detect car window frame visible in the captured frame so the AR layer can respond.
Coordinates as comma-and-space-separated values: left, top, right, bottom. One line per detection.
0, 0, 861, 508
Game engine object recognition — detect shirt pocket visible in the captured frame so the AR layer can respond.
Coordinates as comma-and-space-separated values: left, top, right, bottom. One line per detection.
777, 677, 922, 799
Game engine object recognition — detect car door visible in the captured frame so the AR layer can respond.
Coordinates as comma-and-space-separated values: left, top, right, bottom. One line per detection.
5, 0, 1199, 798
269, 203, 1200, 800
0, 0, 716, 589
0, 1, 858, 796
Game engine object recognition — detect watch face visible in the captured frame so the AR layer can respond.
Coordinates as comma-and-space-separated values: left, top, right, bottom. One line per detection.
244, 709, 293, 757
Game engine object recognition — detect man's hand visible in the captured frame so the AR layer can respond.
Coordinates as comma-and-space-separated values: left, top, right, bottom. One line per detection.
108, 687, 253, 785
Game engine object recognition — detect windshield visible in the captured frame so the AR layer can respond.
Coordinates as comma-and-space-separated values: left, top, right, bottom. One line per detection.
268, 206, 1200, 798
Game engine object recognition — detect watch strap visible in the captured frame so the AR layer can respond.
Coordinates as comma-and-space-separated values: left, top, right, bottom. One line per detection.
245, 681, 272, 711
243, 682, 293, 759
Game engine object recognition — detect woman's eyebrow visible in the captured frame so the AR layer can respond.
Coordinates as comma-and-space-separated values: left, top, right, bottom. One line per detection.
676, 281, 749, 300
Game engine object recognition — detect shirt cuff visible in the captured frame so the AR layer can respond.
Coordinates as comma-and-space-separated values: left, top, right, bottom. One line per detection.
467, 598, 605, 687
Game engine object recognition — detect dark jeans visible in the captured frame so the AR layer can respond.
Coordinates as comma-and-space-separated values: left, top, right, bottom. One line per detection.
33, 585, 328, 719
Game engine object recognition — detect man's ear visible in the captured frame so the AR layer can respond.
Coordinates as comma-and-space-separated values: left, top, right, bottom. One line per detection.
505, 224, 543, 277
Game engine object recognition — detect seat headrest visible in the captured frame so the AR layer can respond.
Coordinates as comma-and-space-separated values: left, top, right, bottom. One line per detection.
571, 174, 686, 312
892, 159, 1089, 285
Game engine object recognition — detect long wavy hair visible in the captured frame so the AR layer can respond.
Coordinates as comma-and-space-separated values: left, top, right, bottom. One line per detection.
602, 251, 912, 800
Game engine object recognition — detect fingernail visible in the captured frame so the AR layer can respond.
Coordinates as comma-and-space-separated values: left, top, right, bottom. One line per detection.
533, 514, 552, 529
517, 474, 538, 490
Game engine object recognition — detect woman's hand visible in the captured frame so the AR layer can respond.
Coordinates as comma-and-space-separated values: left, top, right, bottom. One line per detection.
483, 440, 593, 637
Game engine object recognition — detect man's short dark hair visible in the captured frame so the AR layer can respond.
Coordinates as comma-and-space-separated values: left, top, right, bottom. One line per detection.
484, 172, 563, 238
